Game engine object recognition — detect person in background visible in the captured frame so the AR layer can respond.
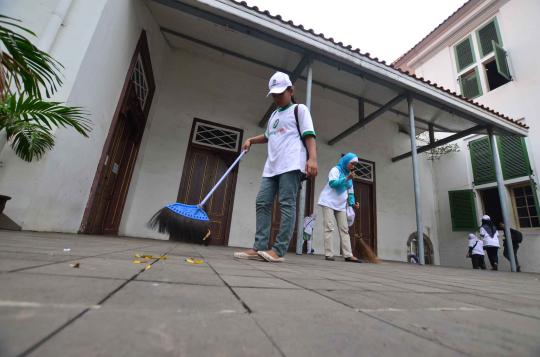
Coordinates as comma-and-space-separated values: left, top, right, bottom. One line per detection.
479, 215, 500, 270
467, 233, 486, 270
499, 222, 523, 272
317, 153, 362, 263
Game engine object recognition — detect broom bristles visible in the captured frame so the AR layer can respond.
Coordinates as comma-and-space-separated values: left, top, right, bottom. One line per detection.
148, 207, 210, 244
358, 240, 380, 263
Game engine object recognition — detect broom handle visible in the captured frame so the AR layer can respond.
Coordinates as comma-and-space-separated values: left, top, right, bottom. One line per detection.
199, 150, 247, 206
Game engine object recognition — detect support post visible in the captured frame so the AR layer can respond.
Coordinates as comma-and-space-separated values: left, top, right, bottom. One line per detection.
408, 95, 425, 265
296, 63, 312, 255
488, 128, 517, 272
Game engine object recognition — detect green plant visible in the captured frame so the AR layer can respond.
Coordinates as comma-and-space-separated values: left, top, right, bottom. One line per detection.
0, 15, 90, 162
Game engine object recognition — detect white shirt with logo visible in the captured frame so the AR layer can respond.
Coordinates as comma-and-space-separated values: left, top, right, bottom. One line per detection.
480, 227, 500, 247
263, 104, 315, 177
468, 236, 485, 255
317, 167, 353, 212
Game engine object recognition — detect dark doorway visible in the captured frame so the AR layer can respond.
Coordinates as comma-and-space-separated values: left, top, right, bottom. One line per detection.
480, 187, 503, 225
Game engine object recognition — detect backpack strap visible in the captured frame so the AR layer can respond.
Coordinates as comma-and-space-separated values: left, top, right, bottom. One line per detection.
294, 104, 307, 150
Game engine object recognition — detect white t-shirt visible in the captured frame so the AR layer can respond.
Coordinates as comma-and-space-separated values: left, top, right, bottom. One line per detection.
317, 167, 353, 211
480, 227, 500, 247
468, 236, 484, 255
263, 104, 315, 177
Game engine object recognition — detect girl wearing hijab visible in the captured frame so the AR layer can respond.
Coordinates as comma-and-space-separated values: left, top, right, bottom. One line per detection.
479, 215, 500, 270
317, 153, 362, 262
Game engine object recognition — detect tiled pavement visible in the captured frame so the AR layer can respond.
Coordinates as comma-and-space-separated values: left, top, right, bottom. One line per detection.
1, 231, 539, 356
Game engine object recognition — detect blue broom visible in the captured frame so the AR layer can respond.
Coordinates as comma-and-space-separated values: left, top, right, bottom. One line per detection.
148, 150, 247, 243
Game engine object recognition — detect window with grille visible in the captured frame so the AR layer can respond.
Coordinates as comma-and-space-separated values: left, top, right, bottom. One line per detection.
455, 36, 475, 72
453, 17, 511, 98
459, 68, 482, 99
192, 122, 241, 152
476, 19, 501, 57
352, 160, 374, 182
513, 185, 540, 228
132, 55, 149, 109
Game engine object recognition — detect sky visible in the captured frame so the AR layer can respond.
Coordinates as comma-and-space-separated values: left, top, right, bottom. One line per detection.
245, 0, 467, 63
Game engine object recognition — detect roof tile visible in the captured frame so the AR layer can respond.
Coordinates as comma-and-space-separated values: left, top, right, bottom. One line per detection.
227, 0, 527, 129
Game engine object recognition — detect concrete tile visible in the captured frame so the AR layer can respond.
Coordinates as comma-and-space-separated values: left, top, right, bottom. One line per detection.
319, 290, 481, 310
29, 308, 282, 357
234, 287, 349, 313
221, 275, 298, 289
367, 309, 540, 356
0, 306, 86, 357
20, 257, 144, 279
135, 263, 223, 286
252, 310, 460, 357
103, 281, 245, 313
0, 274, 122, 304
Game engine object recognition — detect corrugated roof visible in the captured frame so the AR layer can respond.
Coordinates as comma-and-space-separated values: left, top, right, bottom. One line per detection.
227, 0, 527, 129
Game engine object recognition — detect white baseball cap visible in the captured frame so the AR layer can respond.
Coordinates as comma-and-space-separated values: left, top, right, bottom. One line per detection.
267, 72, 292, 97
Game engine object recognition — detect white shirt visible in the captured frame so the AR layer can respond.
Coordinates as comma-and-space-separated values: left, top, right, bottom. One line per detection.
480, 227, 500, 247
317, 167, 353, 211
263, 104, 315, 177
468, 236, 484, 255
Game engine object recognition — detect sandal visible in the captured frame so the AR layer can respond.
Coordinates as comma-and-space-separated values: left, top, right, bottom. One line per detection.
258, 250, 284, 262
234, 251, 264, 260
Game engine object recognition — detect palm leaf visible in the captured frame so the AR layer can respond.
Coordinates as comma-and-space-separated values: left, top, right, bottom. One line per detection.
4, 120, 55, 162
1, 94, 90, 137
0, 15, 63, 98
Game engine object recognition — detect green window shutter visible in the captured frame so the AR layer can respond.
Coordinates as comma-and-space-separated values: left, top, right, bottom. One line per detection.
454, 37, 475, 71
494, 41, 511, 80
477, 19, 501, 57
459, 67, 482, 99
469, 137, 496, 185
498, 136, 530, 179
448, 190, 478, 231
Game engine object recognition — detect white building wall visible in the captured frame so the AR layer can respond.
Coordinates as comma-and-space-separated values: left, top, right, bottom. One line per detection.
0, 0, 168, 232
412, 0, 540, 272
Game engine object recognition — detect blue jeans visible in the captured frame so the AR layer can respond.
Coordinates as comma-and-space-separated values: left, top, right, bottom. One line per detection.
253, 170, 301, 257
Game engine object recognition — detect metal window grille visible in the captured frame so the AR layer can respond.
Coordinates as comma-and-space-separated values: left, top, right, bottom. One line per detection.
192, 122, 240, 152
353, 160, 374, 182
477, 20, 500, 57
513, 185, 540, 228
132, 55, 149, 109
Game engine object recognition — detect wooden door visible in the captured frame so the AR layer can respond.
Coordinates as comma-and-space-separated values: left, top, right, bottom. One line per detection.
269, 177, 315, 253
349, 159, 377, 258
175, 119, 243, 245
85, 87, 143, 234
81, 31, 155, 235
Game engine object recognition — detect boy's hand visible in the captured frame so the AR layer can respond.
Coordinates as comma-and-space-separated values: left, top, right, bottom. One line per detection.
354, 202, 360, 209
306, 158, 318, 177
242, 139, 252, 152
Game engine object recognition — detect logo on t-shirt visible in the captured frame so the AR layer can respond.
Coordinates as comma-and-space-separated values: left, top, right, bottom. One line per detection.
272, 119, 279, 128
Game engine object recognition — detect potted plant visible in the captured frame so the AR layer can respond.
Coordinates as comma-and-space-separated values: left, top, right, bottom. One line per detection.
0, 15, 90, 216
